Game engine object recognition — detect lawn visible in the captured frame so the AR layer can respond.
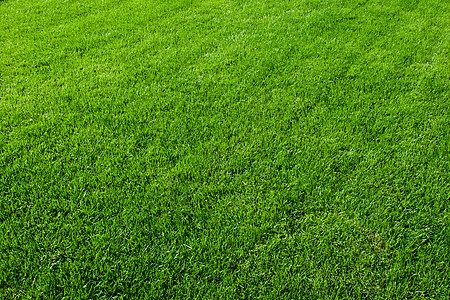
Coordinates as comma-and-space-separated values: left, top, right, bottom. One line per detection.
1, 0, 449, 298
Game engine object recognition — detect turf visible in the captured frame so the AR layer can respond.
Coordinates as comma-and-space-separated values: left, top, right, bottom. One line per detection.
1, 0, 449, 298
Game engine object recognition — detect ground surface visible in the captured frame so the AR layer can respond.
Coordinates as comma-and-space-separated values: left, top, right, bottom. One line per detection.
1, 0, 449, 298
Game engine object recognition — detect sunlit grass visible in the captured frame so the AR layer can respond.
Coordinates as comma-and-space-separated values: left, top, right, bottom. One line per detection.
1, 0, 449, 298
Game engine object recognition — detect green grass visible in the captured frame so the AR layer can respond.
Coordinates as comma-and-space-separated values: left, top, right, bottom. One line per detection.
1, 0, 449, 298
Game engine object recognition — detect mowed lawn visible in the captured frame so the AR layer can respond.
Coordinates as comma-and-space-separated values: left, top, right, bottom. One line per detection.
1, 0, 449, 298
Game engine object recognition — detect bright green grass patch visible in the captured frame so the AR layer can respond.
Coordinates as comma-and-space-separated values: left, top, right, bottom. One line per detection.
1, 0, 449, 298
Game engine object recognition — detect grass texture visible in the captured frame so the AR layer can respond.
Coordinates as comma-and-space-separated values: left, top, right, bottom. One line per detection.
1, 0, 449, 298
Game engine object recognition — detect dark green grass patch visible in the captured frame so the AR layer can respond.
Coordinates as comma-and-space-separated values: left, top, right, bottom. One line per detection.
1, 0, 449, 298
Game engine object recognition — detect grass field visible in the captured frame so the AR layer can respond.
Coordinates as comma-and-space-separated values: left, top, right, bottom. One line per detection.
1, 0, 449, 298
